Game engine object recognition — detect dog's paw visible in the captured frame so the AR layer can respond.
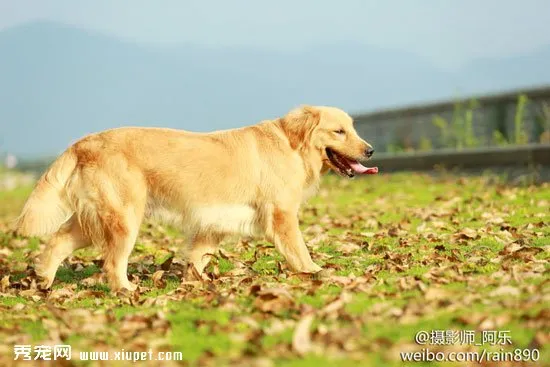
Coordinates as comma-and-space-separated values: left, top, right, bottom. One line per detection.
303, 264, 323, 273
111, 281, 138, 294
33, 270, 54, 290
293, 266, 329, 280
294, 263, 323, 275
120, 282, 138, 292
36, 279, 54, 291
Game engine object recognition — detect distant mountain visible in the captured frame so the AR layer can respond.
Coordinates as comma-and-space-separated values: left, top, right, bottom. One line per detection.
457, 44, 550, 94
1, 21, 549, 157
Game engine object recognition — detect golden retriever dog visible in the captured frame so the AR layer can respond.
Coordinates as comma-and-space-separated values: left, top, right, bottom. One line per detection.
15, 106, 377, 291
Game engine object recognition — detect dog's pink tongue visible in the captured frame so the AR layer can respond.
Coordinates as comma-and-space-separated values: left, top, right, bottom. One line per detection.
348, 160, 378, 174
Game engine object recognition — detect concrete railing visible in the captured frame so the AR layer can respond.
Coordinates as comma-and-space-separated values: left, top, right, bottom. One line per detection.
368, 144, 550, 172
353, 85, 550, 153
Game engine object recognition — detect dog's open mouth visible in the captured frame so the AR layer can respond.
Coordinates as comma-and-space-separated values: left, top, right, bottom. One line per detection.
326, 148, 378, 178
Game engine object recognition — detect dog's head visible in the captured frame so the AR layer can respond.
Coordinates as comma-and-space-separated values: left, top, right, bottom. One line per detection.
280, 106, 378, 177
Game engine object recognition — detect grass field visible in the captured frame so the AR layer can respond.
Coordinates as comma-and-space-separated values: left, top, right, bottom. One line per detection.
0, 172, 548, 366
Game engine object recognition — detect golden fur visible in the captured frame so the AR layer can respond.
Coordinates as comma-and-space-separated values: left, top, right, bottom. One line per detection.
16, 106, 373, 291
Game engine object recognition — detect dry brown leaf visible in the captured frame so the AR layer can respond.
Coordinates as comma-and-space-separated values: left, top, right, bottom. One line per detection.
431, 220, 448, 229
80, 272, 106, 287
453, 227, 478, 240
531, 331, 550, 349
307, 234, 329, 247
0, 275, 9, 292
338, 242, 361, 254
152, 270, 166, 288
489, 286, 520, 297
160, 255, 174, 271
48, 286, 76, 302
19, 288, 38, 298
361, 232, 376, 238
254, 287, 295, 314
388, 226, 399, 237
292, 314, 314, 356
320, 292, 352, 316
424, 287, 449, 301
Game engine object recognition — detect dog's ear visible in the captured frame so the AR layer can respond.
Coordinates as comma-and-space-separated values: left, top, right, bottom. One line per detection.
279, 106, 321, 150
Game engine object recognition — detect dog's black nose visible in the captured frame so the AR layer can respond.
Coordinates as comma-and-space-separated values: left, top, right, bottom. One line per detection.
365, 147, 375, 158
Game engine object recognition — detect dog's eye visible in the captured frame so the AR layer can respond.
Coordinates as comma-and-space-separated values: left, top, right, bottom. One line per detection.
334, 129, 345, 135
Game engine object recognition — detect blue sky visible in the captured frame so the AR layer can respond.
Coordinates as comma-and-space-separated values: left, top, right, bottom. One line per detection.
1, 0, 550, 69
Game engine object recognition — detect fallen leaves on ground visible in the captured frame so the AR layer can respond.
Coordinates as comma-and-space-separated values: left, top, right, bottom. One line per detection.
0, 172, 548, 366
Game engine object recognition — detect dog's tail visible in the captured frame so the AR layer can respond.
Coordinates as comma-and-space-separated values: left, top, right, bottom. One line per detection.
15, 148, 78, 236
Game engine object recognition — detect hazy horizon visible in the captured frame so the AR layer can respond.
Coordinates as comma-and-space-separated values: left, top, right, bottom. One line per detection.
1, 1, 550, 157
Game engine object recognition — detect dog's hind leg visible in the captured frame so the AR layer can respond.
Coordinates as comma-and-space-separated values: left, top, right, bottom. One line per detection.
75, 163, 147, 292
188, 233, 225, 273
100, 205, 144, 292
35, 216, 90, 289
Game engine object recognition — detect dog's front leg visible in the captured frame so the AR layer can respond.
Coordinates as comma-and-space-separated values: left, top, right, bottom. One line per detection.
268, 208, 322, 273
